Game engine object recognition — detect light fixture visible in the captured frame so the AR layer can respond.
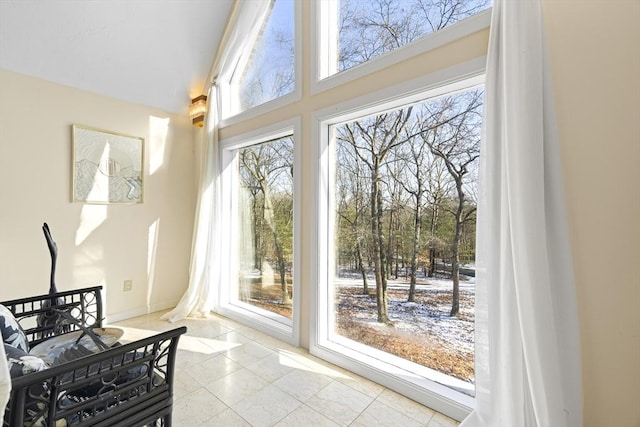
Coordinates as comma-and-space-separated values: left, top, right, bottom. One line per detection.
189, 95, 207, 127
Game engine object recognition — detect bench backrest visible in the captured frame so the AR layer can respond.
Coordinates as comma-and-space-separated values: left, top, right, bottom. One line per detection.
1, 286, 103, 347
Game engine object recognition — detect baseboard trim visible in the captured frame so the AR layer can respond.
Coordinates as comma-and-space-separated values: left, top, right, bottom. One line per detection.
105, 301, 176, 324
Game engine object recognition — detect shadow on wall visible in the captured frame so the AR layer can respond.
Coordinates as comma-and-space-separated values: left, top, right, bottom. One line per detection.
69, 116, 172, 317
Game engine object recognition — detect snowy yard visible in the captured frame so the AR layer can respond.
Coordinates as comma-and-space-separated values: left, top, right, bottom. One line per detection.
245, 270, 476, 383
335, 272, 475, 383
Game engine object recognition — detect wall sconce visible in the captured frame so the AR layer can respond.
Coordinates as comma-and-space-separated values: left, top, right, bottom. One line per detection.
189, 95, 207, 127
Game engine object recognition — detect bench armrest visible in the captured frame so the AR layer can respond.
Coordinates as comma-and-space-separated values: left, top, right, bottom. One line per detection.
5, 326, 186, 427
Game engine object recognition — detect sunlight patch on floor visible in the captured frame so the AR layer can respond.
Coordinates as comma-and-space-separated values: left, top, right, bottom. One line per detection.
116, 325, 243, 354
276, 349, 351, 379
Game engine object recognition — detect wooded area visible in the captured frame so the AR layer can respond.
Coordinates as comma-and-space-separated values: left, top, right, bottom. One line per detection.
335, 89, 481, 319
232, 0, 487, 382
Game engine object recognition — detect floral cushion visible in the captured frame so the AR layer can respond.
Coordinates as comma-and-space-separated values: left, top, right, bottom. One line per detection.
4, 344, 49, 377
0, 304, 29, 352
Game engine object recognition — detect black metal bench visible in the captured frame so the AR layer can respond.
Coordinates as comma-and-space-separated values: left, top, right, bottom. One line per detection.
1, 286, 186, 426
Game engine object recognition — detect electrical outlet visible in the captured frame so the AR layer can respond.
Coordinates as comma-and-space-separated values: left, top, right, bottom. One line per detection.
123, 280, 133, 292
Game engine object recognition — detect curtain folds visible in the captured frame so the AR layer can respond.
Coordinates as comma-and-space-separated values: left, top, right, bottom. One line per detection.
161, 85, 220, 322
162, 0, 272, 322
461, 1, 582, 426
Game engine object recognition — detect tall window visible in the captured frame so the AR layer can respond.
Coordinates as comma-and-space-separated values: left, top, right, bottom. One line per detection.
229, 0, 295, 116
215, 0, 490, 418
218, 123, 299, 344
320, 85, 482, 399
236, 137, 294, 321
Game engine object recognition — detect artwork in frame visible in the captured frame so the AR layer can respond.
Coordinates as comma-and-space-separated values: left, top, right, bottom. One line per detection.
72, 125, 144, 204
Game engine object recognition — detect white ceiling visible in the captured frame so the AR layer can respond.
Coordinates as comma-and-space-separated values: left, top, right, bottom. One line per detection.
0, 0, 234, 114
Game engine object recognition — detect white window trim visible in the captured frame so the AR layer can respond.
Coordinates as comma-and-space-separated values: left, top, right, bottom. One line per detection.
311, 5, 491, 96
218, 117, 302, 347
219, 0, 303, 127
310, 58, 485, 421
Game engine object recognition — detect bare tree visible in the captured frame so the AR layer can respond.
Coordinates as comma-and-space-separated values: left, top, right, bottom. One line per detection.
336, 136, 372, 294
339, 0, 490, 71
425, 159, 453, 278
383, 157, 408, 280
335, 0, 486, 322
338, 108, 414, 322
391, 124, 430, 301
240, 138, 293, 305
418, 90, 483, 316
416, 0, 491, 31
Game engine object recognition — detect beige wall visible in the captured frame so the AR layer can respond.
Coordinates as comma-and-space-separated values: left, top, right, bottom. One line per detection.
0, 69, 196, 321
543, 1, 640, 426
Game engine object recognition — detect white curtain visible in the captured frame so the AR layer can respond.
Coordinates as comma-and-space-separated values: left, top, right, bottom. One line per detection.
161, 85, 220, 322
162, 1, 272, 322
461, 1, 582, 426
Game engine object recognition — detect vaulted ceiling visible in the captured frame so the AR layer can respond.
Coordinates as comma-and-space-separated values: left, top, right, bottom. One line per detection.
0, 0, 234, 114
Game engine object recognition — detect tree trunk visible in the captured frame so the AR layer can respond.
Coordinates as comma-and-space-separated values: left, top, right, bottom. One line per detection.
408, 200, 421, 302
386, 208, 394, 280
252, 196, 262, 273
394, 240, 399, 280
356, 239, 369, 295
428, 204, 439, 278
450, 183, 465, 317
371, 166, 388, 323
261, 180, 291, 304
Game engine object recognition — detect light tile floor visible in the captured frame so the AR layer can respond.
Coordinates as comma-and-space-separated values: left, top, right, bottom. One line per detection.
112, 311, 460, 427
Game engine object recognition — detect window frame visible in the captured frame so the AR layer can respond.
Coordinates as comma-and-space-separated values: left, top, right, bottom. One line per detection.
310, 58, 486, 419
219, 0, 303, 127
311, 3, 491, 95
217, 117, 302, 347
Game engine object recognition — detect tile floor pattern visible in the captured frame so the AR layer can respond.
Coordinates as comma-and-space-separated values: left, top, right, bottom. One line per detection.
112, 311, 461, 427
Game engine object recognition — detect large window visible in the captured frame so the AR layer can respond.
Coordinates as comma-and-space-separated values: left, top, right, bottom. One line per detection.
218, 122, 300, 344
314, 78, 483, 414
334, 86, 481, 382
236, 137, 294, 319
215, 0, 490, 419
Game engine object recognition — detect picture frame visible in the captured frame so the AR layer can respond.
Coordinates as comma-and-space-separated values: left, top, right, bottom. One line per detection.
72, 125, 144, 204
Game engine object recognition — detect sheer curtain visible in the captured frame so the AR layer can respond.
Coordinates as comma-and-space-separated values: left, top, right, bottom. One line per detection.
161, 84, 219, 322
461, 0, 582, 426
162, 1, 272, 322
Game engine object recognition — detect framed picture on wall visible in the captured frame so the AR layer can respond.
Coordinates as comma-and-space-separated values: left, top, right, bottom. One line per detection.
72, 125, 144, 204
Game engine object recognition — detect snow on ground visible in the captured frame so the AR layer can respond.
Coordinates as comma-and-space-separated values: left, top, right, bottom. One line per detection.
335, 271, 475, 356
